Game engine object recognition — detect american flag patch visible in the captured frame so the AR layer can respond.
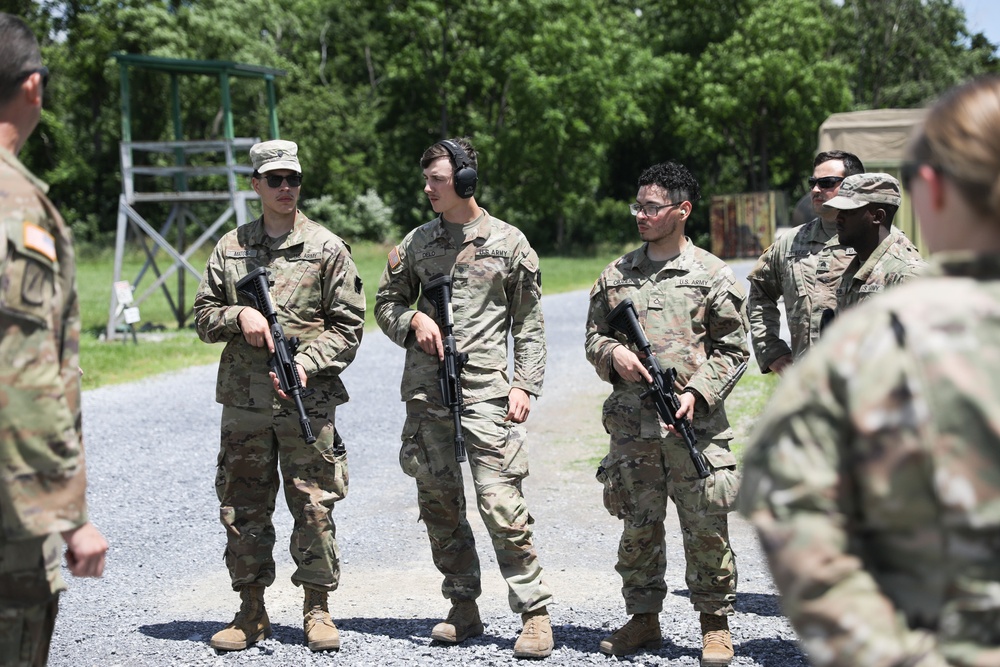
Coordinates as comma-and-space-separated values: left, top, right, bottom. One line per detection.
23, 222, 56, 262
387, 246, 402, 270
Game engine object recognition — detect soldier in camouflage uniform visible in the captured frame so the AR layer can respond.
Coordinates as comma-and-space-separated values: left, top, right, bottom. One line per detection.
586, 162, 748, 665
738, 76, 1000, 667
374, 138, 554, 659
824, 173, 926, 314
0, 14, 108, 666
193, 140, 365, 653
747, 151, 865, 374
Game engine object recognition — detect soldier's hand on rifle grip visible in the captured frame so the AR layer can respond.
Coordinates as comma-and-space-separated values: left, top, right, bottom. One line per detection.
411, 311, 444, 360
666, 391, 697, 436
611, 344, 652, 384
270, 365, 307, 400
238, 307, 275, 353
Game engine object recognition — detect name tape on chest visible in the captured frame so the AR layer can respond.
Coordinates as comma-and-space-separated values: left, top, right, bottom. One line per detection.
226, 249, 258, 259
475, 248, 511, 260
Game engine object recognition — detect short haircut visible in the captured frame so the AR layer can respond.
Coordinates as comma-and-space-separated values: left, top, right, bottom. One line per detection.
814, 150, 865, 177
0, 13, 42, 106
637, 161, 700, 205
420, 137, 478, 172
872, 203, 898, 227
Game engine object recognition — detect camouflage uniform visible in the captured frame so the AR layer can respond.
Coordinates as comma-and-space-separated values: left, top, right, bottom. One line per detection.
748, 219, 855, 370
836, 227, 926, 310
585, 241, 749, 615
193, 211, 364, 593
0, 147, 86, 664
374, 211, 552, 613
738, 253, 1000, 667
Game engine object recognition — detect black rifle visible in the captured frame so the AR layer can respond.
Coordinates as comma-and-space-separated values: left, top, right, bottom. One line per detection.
606, 298, 710, 479
236, 267, 317, 445
424, 274, 469, 463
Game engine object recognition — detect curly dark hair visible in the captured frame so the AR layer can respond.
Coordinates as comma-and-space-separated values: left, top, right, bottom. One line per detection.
637, 162, 700, 204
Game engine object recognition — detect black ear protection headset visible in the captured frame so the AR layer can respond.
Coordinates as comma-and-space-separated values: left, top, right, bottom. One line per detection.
438, 139, 478, 199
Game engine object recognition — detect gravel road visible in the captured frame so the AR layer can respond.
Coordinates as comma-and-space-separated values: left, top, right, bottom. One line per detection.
49, 262, 808, 666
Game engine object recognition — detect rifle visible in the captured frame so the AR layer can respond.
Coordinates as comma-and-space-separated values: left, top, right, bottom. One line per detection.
424, 274, 469, 463
235, 267, 317, 445
606, 298, 710, 479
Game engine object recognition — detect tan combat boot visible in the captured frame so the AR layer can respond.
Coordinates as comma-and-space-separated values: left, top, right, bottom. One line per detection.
513, 606, 554, 659
598, 613, 662, 656
700, 613, 734, 666
430, 599, 484, 643
303, 587, 340, 652
210, 586, 271, 651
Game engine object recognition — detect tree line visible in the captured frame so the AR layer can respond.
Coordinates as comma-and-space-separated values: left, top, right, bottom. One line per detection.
8, 0, 998, 253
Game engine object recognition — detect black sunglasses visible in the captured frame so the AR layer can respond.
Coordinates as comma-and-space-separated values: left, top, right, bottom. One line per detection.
17, 66, 48, 91
807, 175, 845, 189
258, 173, 302, 188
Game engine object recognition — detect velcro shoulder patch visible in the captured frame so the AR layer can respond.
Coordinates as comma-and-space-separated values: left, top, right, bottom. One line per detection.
23, 222, 56, 262
388, 245, 402, 270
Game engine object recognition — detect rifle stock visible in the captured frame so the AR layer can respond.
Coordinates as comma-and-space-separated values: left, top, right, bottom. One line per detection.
606, 298, 710, 479
236, 267, 317, 445
425, 274, 469, 463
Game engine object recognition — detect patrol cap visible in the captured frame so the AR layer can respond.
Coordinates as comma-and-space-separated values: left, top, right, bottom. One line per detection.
250, 140, 301, 174
824, 172, 901, 210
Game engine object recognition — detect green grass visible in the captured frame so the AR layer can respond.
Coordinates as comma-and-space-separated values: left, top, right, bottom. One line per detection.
77, 241, 625, 390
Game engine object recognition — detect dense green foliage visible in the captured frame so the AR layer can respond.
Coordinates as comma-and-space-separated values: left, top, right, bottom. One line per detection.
8, 0, 998, 253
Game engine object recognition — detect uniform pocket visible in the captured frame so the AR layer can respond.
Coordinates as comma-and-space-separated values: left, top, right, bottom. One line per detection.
398, 414, 429, 480
596, 453, 632, 519
500, 422, 529, 480
319, 448, 349, 502
1, 223, 57, 327
702, 446, 740, 515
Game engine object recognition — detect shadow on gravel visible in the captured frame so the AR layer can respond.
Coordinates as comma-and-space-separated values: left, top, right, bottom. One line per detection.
670, 589, 786, 618
737, 637, 807, 666
139, 620, 221, 642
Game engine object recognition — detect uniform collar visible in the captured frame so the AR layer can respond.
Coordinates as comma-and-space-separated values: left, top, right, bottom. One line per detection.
247, 210, 311, 248
433, 209, 491, 246
929, 251, 1000, 279
630, 238, 694, 274
0, 145, 49, 194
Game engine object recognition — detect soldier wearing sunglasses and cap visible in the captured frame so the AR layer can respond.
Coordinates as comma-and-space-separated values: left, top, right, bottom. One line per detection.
0, 13, 108, 665
823, 173, 925, 315
193, 139, 365, 654
747, 150, 865, 374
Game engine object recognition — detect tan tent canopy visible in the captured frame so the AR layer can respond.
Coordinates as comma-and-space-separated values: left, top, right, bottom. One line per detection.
817, 108, 928, 251
818, 108, 927, 168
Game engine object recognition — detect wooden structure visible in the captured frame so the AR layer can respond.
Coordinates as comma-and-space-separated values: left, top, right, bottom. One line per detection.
105, 54, 285, 339
709, 191, 788, 259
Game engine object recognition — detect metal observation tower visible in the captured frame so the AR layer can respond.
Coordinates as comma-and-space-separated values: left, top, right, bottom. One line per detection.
105, 54, 285, 340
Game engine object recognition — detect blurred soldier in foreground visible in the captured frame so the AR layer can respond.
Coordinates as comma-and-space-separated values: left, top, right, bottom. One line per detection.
374, 138, 554, 659
747, 150, 864, 374
824, 172, 925, 314
739, 76, 1000, 666
586, 162, 748, 664
0, 12, 108, 665
194, 140, 365, 653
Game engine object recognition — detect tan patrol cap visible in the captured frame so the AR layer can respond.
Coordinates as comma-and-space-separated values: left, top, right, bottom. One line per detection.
250, 140, 301, 174
824, 172, 901, 210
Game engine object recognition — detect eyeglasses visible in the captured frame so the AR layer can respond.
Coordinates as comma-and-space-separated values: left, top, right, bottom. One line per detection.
16, 66, 48, 91
259, 173, 302, 188
629, 201, 683, 217
807, 175, 845, 189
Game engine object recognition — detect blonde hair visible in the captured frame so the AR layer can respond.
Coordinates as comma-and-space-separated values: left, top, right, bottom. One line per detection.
909, 76, 1000, 219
